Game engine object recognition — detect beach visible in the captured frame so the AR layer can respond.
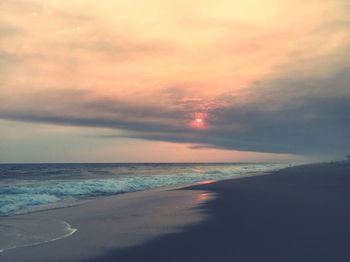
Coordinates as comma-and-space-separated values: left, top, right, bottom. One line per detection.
1, 163, 350, 261
90, 163, 350, 262
0, 186, 212, 261
2, 0, 349, 260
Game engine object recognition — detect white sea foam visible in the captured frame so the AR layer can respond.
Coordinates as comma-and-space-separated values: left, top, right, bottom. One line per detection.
0, 163, 289, 216
0, 219, 76, 253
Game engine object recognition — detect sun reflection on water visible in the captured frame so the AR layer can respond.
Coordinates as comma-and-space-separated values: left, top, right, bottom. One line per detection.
197, 180, 215, 185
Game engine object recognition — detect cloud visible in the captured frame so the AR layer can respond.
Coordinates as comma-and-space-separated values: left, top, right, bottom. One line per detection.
1, 0, 350, 158
1, 62, 350, 156
0, 22, 22, 37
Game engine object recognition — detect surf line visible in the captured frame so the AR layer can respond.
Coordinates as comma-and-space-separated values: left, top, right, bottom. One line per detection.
0, 220, 77, 253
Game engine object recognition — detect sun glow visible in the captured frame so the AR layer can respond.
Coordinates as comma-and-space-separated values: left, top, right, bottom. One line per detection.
191, 113, 207, 129
197, 180, 215, 185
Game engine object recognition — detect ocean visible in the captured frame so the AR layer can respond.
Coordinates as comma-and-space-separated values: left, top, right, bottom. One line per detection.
0, 162, 289, 253
0, 162, 289, 217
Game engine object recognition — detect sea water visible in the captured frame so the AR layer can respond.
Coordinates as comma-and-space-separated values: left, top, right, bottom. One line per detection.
0, 163, 289, 216
0, 162, 289, 252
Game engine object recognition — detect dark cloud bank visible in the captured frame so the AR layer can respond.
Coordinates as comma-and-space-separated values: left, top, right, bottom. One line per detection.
1, 65, 350, 158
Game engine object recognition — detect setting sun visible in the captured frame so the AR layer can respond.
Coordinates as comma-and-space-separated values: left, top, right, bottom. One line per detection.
191, 113, 207, 129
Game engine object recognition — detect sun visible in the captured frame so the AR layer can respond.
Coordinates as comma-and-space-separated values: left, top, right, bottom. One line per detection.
191, 113, 207, 128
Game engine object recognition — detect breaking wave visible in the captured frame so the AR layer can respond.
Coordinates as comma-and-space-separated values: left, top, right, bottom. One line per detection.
0, 163, 288, 216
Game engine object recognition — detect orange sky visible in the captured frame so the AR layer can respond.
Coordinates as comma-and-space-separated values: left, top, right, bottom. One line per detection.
1, 0, 349, 162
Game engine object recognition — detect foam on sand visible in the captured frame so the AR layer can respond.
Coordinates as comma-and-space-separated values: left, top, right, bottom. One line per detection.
0, 188, 213, 261
0, 218, 76, 253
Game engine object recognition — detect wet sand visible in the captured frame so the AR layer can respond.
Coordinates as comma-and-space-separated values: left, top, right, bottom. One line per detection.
2, 163, 350, 261
0, 187, 212, 262
89, 163, 350, 262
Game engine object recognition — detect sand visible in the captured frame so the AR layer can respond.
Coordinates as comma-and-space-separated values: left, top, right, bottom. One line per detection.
2, 163, 350, 262
89, 163, 350, 262
0, 187, 212, 262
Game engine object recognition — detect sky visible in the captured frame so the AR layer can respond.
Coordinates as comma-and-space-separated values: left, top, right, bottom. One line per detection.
1, 0, 349, 163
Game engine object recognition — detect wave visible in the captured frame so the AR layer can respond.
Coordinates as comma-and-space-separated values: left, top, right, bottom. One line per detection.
0, 163, 288, 216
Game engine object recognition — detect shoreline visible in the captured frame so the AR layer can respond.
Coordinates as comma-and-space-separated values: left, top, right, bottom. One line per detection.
0, 166, 279, 261
87, 162, 350, 262
1, 165, 281, 219
4, 163, 348, 261
0, 166, 291, 261
0, 162, 287, 218
0, 183, 214, 261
